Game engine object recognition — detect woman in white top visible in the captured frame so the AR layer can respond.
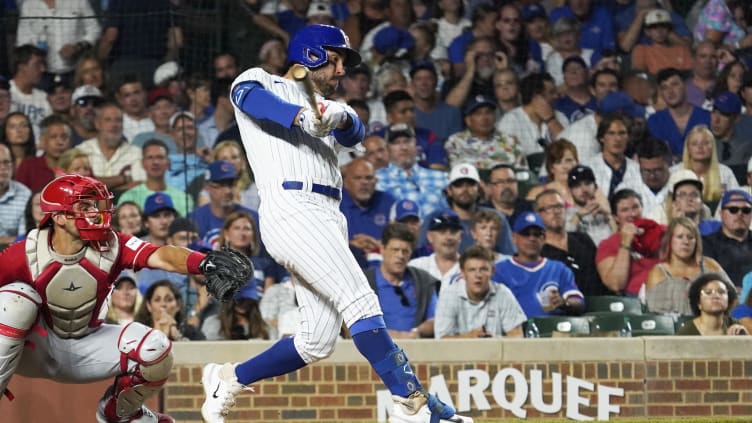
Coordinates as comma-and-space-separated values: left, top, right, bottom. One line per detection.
432, 0, 470, 65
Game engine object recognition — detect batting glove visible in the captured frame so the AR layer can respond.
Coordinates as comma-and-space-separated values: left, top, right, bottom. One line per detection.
319, 100, 349, 131
298, 108, 329, 137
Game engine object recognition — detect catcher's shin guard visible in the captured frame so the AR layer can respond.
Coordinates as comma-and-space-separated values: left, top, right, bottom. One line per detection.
99, 322, 173, 422
0, 283, 42, 399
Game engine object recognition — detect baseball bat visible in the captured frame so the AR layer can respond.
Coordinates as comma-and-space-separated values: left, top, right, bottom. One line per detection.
291, 64, 321, 119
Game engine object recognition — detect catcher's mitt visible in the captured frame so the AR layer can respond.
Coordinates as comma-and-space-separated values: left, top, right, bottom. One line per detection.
199, 247, 255, 302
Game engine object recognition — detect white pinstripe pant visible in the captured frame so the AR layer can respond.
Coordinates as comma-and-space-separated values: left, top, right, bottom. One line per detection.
258, 188, 382, 363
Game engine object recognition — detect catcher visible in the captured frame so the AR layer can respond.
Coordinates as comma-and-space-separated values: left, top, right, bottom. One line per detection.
0, 175, 252, 423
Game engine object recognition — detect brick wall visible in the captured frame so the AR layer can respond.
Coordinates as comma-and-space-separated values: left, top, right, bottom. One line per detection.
160, 337, 752, 422
5, 337, 751, 422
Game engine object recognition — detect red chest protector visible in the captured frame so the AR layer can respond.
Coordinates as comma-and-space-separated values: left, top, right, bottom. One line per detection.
25, 228, 120, 339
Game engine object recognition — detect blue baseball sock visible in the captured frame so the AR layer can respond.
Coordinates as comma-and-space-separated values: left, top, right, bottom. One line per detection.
234, 337, 307, 385
350, 316, 422, 397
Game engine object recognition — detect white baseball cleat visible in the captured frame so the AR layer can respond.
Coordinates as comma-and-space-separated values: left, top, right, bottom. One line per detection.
389, 391, 474, 423
201, 362, 249, 423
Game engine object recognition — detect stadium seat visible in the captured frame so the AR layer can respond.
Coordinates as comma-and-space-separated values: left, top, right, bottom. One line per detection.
524, 316, 591, 338
586, 295, 644, 315
628, 314, 676, 336
589, 314, 632, 337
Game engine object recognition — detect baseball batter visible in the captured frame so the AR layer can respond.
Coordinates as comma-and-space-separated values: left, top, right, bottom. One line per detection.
200, 24, 472, 423
0, 175, 252, 423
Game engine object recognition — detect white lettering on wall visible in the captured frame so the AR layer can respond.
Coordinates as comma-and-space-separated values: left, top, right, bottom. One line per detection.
376, 368, 623, 422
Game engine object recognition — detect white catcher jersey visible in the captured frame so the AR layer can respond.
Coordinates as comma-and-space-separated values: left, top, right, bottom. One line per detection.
231, 68, 358, 191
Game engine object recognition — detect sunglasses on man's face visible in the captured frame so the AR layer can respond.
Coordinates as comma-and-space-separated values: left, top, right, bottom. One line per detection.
723, 206, 752, 215
75, 97, 103, 107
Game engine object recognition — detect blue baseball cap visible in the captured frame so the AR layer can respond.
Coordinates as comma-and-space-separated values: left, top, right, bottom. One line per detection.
599, 91, 646, 119
144, 192, 177, 216
720, 189, 752, 208
428, 211, 463, 231
207, 160, 238, 182
713, 91, 742, 115
513, 211, 545, 233
463, 94, 497, 116
522, 3, 547, 21
235, 279, 260, 301
390, 199, 421, 221
373, 26, 415, 57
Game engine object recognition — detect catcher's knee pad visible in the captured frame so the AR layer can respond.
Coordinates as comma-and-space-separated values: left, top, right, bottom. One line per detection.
341, 289, 382, 328
104, 322, 173, 419
0, 283, 42, 394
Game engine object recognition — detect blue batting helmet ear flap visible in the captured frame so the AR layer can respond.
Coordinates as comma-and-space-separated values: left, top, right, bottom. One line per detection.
288, 24, 362, 69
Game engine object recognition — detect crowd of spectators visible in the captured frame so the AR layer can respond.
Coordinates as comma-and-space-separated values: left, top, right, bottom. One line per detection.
1, 0, 752, 341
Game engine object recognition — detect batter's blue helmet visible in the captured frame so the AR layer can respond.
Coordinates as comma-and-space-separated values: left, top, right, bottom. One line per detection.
288, 24, 361, 69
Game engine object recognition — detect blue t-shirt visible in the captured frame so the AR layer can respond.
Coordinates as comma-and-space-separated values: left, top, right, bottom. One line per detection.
448, 31, 474, 64
646, 107, 711, 156
554, 96, 597, 123
549, 6, 615, 56
494, 257, 583, 318
731, 303, 752, 320
188, 204, 259, 239
340, 189, 395, 241
415, 103, 463, 143
275, 10, 306, 39
375, 267, 437, 331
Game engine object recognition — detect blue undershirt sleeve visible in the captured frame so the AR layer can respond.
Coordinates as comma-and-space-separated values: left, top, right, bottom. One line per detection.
332, 112, 365, 147
231, 81, 302, 129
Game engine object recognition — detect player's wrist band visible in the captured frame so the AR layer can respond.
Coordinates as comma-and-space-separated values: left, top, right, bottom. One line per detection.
619, 242, 631, 251
186, 251, 206, 274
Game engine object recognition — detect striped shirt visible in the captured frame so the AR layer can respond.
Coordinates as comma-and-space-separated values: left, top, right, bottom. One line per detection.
376, 163, 449, 218
0, 181, 31, 237
78, 138, 146, 181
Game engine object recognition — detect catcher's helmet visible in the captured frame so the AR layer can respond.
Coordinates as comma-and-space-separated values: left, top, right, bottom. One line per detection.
40, 175, 114, 251
287, 24, 361, 69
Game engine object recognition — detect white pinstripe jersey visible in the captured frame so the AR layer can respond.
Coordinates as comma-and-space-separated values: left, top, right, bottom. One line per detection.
231, 68, 357, 192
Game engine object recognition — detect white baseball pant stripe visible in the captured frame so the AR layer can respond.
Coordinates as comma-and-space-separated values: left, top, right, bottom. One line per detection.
259, 188, 382, 363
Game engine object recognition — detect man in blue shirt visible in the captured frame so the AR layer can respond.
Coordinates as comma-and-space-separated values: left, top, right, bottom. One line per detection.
340, 157, 396, 267
494, 211, 585, 318
187, 160, 258, 246
647, 67, 711, 157
365, 222, 439, 338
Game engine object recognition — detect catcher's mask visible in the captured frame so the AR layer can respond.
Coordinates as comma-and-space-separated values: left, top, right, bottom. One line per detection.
40, 175, 114, 252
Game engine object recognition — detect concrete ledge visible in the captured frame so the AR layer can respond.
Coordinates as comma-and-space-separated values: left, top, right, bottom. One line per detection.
644, 336, 752, 360
171, 336, 752, 365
